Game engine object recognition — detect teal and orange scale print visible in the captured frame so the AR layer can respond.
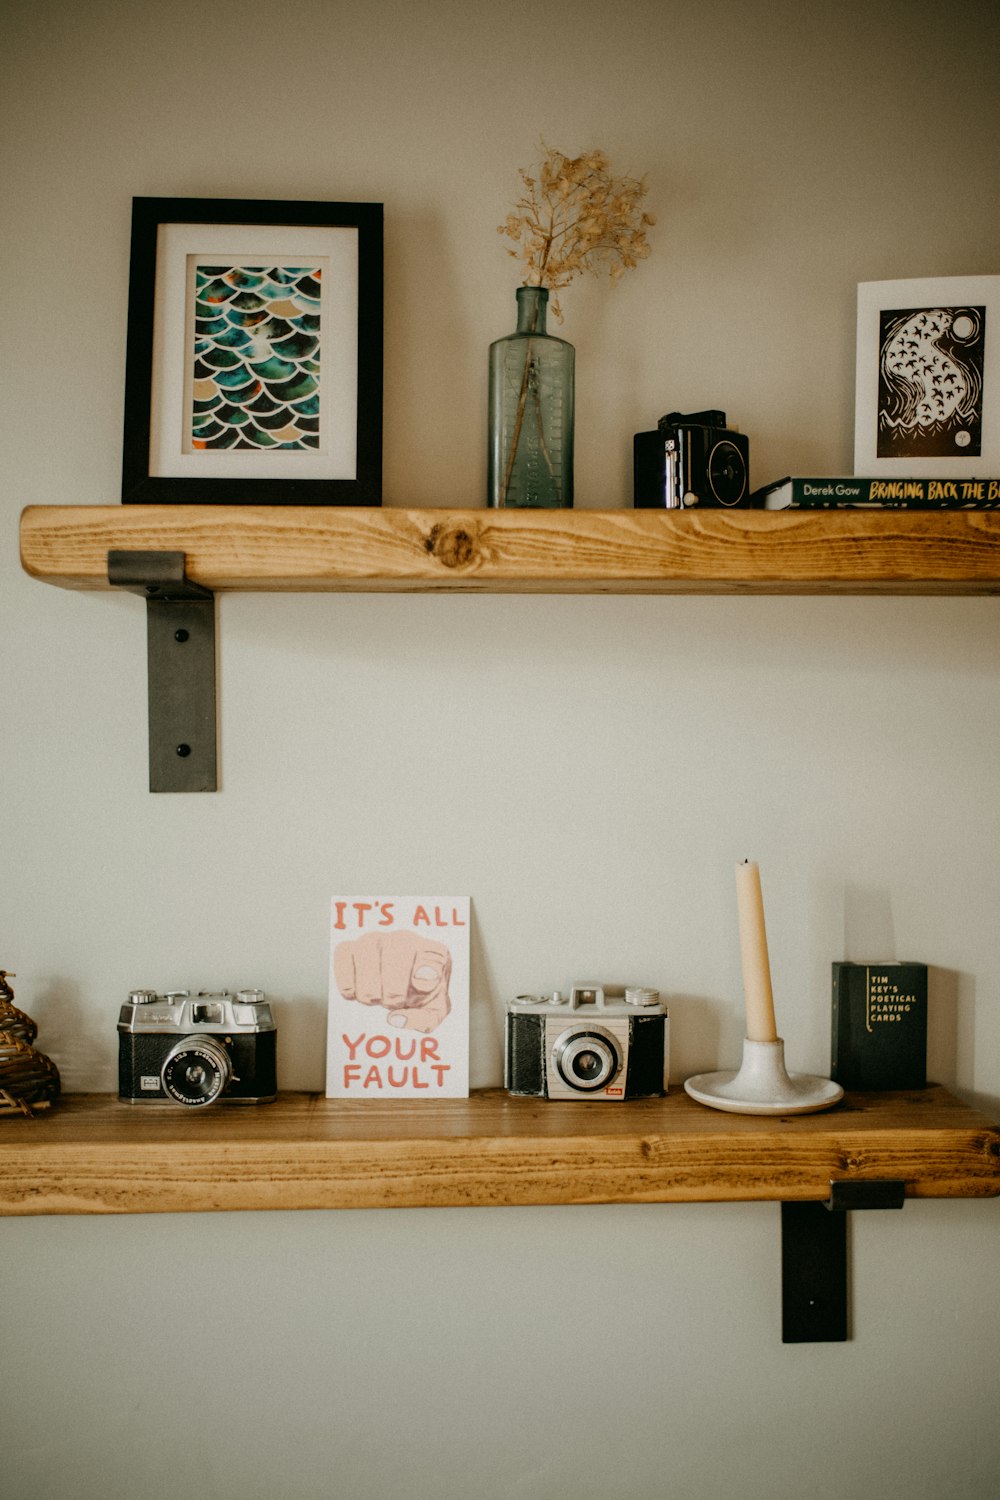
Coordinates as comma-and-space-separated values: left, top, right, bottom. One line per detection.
191, 265, 322, 450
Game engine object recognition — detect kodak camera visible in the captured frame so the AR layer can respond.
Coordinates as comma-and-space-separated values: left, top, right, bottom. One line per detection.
633, 409, 750, 509
505, 984, 669, 1101
118, 988, 277, 1106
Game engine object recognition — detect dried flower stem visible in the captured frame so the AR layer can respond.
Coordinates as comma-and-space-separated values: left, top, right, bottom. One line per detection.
498, 145, 654, 319
500, 334, 557, 504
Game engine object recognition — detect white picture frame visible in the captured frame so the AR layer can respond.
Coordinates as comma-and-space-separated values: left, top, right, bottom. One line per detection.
854, 275, 1000, 477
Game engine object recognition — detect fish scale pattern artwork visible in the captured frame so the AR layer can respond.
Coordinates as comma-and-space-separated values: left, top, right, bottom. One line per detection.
191, 264, 322, 450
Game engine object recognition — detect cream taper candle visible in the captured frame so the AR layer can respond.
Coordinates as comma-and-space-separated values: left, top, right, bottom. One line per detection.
735, 860, 779, 1042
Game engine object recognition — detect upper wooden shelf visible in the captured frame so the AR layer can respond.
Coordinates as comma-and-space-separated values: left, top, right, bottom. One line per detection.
20, 504, 1000, 595
2, 1087, 997, 1216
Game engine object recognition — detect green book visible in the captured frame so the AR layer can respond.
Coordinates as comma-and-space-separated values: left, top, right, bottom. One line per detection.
831, 962, 928, 1090
753, 476, 1000, 508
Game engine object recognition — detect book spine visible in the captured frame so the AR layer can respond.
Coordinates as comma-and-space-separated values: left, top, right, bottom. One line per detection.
774, 478, 1000, 508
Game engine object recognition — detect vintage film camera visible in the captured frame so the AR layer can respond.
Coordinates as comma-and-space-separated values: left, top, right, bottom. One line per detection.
118, 988, 277, 1106
633, 409, 750, 509
505, 984, 669, 1101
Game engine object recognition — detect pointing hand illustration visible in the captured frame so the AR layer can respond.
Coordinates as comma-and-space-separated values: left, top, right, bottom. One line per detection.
333, 929, 452, 1033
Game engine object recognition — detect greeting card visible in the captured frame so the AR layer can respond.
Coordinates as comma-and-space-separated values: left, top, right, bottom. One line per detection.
325, 896, 470, 1098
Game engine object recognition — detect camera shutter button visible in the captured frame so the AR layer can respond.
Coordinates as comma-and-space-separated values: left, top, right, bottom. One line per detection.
625, 987, 660, 1007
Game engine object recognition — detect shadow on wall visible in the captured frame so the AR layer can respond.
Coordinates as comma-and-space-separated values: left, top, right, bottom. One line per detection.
30, 976, 107, 1092
928, 965, 960, 1090
275, 990, 329, 1092
662, 991, 723, 1081
470, 906, 503, 1089
843, 882, 896, 958
928, 966, 1000, 1120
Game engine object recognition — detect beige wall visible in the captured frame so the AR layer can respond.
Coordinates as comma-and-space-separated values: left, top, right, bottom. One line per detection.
3, 2, 1000, 1496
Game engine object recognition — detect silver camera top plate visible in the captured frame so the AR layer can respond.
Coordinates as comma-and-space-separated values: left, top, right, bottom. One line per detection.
118, 989, 274, 1035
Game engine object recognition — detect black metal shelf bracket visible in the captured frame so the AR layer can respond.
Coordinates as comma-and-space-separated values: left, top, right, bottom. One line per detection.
108, 550, 217, 793
781, 1180, 905, 1343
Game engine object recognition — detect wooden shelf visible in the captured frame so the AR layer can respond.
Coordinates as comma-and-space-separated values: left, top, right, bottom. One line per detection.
2, 1086, 997, 1217
20, 504, 1000, 595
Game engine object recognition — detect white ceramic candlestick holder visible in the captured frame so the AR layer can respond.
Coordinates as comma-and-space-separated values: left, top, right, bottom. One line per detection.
684, 1037, 844, 1116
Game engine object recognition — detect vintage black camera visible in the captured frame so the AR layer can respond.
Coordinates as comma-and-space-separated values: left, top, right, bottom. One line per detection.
118, 988, 277, 1105
505, 984, 669, 1101
633, 409, 750, 508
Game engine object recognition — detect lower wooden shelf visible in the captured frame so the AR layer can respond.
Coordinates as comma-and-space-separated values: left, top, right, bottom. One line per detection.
2, 1086, 997, 1217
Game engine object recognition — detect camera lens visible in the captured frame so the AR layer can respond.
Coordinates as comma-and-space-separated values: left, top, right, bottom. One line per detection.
707, 439, 747, 505
572, 1049, 604, 1081
161, 1035, 231, 1106
552, 1029, 621, 1093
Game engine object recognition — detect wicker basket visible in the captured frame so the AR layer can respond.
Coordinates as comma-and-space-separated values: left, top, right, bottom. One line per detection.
0, 972, 61, 1116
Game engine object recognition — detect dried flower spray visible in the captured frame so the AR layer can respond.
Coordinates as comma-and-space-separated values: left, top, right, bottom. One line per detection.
498, 145, 655, 320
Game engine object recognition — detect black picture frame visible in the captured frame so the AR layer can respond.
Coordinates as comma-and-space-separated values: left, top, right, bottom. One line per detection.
122, 196, 383, 504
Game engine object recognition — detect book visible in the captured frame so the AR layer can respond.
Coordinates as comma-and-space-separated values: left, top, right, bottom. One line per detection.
752, 476, 1000, 509
326, 896, 470, 1099
830, 962, 927, 1091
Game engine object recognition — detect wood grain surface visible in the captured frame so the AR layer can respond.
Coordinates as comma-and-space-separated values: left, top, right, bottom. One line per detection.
1, 1087, 997, 1216
20, 505, 1000, 594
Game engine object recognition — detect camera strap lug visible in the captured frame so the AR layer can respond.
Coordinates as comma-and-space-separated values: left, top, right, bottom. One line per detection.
780, 1180, 905, 1343
108, 550, 217, 793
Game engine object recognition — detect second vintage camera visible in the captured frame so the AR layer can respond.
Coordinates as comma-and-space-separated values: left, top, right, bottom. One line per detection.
633, 408, 750, 509
506, 984, 669, 1101
118, 988, 277, 1106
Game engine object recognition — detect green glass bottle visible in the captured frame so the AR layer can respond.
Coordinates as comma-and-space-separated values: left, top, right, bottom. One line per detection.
488, 286, 574, 508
